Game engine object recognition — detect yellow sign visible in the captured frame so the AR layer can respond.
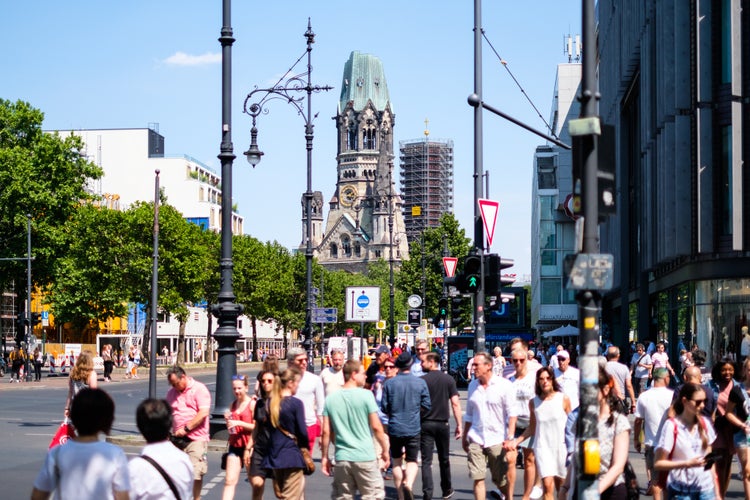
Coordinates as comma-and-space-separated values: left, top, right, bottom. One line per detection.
376, 320, 386, 330
411, 206, 422, 216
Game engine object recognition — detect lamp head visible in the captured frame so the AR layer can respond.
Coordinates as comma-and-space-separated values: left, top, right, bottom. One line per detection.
244, 126, 263, 167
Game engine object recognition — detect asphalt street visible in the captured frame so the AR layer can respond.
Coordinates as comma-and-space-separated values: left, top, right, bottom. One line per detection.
0, 364, 746, 499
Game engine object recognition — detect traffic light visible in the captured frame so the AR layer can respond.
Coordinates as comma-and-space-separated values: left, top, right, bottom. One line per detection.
463, 253, 482, 293
15, 312, 27, 345
451, 296, 467, 331
31, 312, 41, 327
437, 298, 449, 324
485, 254, 516, 295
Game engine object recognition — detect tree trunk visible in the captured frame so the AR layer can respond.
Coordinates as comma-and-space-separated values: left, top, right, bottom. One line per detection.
252, 316, 258, 361
177, 320, 187, 364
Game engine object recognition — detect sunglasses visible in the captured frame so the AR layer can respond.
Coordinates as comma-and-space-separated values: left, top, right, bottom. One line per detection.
384, 365, 396, 369
261, 378, 275, 383
691, 398, 706, 405
232, 375, 246, 381
512, 359, 526, 364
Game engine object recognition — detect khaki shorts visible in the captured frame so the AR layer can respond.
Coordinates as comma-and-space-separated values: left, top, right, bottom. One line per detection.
332, 460, 384, 500
467, 442, 508, 488
185, 440, 208, 479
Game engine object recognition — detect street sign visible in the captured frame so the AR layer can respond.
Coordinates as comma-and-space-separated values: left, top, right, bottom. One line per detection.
312, 307, 338, 323
41, 310, 49, 327
407, 309, 422, 327
345, 286, 381, 322
563, 253, 614, 291
478, 198, 500, 247
376, 320, 386, 330
442, 257, 458, 278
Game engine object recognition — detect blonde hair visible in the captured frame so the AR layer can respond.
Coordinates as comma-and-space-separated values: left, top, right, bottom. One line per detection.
71, 351, 94, 382
269, 367, 301, 428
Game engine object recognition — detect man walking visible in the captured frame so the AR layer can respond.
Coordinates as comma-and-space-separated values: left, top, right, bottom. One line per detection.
410, 339, 429, 377
463, 351, 517, 500
320, 349, 345, 396
421, 351, 462, 500
634, 368, 673, 499
366, 345, 391, 390
381, 351, 431, 500
605, 346, 636, 414
321, 359, 390, 500
553, 350, 580, 410
166, 366, 211, 500
129, 398, 194, 500
288, 347, 326, 451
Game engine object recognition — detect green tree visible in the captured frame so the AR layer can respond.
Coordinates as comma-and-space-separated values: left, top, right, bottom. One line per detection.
0, 99, 102, 305
397, 213, 472, 319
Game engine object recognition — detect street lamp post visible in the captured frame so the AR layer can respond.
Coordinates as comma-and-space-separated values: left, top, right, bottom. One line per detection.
242, 19, 332, 372
210, 0, 243, 437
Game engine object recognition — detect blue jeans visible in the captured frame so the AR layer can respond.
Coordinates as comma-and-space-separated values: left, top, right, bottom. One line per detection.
667, 487, 715, 500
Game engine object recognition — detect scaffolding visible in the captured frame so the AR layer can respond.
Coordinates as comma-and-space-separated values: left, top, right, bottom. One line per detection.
399, 138, 454, 243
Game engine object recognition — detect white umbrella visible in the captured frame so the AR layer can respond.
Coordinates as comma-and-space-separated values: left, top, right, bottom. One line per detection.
542, 324, 580, 338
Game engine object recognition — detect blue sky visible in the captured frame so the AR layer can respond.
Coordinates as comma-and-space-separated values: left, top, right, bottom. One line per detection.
1, 1, 581, 278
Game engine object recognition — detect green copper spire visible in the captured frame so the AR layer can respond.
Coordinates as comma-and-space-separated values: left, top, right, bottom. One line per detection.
338, 51, 390, 113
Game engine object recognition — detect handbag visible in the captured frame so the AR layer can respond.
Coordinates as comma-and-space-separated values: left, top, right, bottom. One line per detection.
49, 418, 75, 449
656, 418, 678, 489
624, 460, 640, 500
169, 434, 192, 451
278, 424, 315, 475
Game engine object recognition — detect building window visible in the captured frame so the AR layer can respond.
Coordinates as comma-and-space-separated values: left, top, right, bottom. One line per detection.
537, 156, 557, 189
354, 241, 361, 257
721, 0, 732, 84
342, 235, 352, 257
541, 278, 561, 304
363, 129, 377, 149
540, 221, 557, 249
375, 250, 382, 258
330, 243, 338, 258
540, 196, 556, 220
720, 126, 732, 236
347, 128, 357, 150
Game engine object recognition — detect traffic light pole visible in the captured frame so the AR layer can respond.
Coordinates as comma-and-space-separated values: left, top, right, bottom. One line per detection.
25, 214, 33, 381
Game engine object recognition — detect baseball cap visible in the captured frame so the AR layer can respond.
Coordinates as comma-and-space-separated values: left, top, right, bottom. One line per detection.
375, 345, 390, 354
557, 350, 570, 359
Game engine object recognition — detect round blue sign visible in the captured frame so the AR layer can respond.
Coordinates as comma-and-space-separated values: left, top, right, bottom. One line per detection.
356, 295, 370, 308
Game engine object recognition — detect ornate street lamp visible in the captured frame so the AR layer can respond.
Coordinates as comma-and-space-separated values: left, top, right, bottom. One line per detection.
242, 19, 332, 372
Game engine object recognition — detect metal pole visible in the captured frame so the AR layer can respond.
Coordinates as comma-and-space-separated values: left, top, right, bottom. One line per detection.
388, 162, 396, 348
148, 170, 160, 398
210, 0, 241, 437
25, 214, 32, 381
303, 19, 315, 373
470, 0, 486, 353
576, 0, 602, 496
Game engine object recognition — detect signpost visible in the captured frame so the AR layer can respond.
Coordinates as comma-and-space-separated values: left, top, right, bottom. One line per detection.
442, 257, 458, 278
345, 286, 381, 322
312, 307, 338, 323
478, 198, 499, 247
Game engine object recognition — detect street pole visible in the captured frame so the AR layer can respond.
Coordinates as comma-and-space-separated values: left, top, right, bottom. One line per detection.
242, 19, 332, 372
388, 161, 396, 349
210, 0, 242, 437
25, 214, 32, 381
148, 170, 160, 399
469, 0, 486, 354
575, 0, 603, 496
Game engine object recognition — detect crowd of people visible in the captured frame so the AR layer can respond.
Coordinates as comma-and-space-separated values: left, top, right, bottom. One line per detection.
26, 337, 750, 500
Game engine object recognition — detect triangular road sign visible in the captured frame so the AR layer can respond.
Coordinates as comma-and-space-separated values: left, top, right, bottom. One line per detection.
442, 257, 458, 278
478, 198, 499, 247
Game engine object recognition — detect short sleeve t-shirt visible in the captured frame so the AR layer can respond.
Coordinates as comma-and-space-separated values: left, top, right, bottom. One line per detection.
323, 387, 379, 462
510, 372, 536, 427
657, 416, 717, 492
597, 412, 631, 486
421, 370, 459, 422
166, 377, 212, 441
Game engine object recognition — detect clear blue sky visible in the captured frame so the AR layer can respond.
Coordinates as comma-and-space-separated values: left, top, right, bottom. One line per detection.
1, 1, 581, 278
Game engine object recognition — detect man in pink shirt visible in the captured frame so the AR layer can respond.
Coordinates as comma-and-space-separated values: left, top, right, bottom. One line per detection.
166, 366, 211, 500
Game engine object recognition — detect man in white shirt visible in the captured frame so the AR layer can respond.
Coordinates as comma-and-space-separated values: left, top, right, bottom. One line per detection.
129, 398, 194, 500
634, 369, 673, 499
410, 339, 429, 377
553, 350, 580, 410
463, 351, 517, 500
288, 347, 325, 451
549, 344, 564, 370
320, 349, 345, 396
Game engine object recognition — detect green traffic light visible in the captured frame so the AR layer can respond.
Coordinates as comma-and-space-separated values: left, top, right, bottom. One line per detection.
468, 276, 478, 289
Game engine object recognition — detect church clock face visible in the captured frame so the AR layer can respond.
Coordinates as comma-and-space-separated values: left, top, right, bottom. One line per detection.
340, 185, 358, 207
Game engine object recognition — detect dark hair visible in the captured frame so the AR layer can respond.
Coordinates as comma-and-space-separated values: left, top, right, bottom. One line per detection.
136, 398, 173, 443
256, 369, 276, 398
342, 359, 361, 382
70, 388, 115, 436
424, 352, 441, 365
166, 365, 186, 380
535, 366, 562, 396
672, 383, 710, 449
711, 359, 734, 383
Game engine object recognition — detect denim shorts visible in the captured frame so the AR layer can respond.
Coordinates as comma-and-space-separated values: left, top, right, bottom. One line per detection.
733, 430, 750, 449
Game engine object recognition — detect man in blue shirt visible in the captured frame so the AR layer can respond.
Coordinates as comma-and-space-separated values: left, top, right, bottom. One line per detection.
381, 352, 431, 500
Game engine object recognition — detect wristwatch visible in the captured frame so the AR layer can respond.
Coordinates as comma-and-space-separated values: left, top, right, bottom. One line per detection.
184, 425, 190, 433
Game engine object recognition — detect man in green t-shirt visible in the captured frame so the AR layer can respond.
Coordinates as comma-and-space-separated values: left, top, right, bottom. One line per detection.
322, 359, 390, 500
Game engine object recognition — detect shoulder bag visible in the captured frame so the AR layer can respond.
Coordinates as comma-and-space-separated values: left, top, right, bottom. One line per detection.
140, 454, 181, 499
278, 424, 315, 475
623, 460, 640, 500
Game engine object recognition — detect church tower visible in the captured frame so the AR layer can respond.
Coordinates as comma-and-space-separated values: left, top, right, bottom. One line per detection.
314, 51, 409, 273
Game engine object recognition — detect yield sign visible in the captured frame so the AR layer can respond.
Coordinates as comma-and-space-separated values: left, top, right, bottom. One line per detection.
478, 198, 499, 247
442, 257, 458, 278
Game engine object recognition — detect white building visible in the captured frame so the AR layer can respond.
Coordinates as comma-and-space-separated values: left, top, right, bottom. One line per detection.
55, 126, 243, 234
530, 63, 581, 334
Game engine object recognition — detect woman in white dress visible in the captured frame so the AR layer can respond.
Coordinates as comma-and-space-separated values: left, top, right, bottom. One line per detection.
512, 366, 571, 500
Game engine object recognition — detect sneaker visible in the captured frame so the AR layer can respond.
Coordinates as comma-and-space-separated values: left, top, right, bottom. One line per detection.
530, 485, 543, 499
442, 489, 455, 499
488, 491, 504, 500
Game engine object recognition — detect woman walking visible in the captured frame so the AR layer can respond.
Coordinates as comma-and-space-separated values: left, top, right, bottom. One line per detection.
708, 359, 743, 496
221, 374, 256, 500
33, 347, 43, 382
101, 344, 114, 382
513, 366, 571, 499
731, 358, 750, 499
655, 383, 719, 499
263, 367, 310, 499
249, 369, 276, 500
508, 347, 538, 499
64, 350, 98, 419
